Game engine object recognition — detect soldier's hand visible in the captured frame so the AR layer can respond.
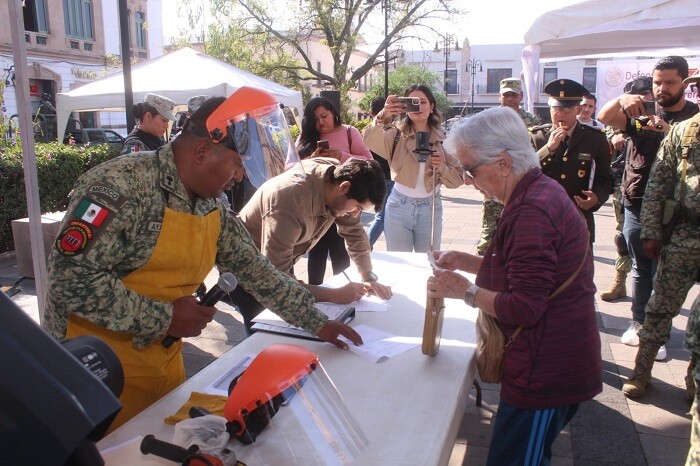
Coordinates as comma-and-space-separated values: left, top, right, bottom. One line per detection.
317, 321, 363, 349
546, 127, 567, 153
643, 239, 662, 261
167, 296, 216, 338
574, 190, 598, 210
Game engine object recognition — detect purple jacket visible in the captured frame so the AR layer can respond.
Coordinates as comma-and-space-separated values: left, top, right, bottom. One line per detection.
477, 168, 602, 409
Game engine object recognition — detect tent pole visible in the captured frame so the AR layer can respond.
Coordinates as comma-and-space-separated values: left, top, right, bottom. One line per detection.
8, 0, 48, 320
118, 0, 135, 133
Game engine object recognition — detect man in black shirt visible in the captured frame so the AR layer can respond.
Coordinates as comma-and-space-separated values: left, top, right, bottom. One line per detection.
598, 56, 698, 358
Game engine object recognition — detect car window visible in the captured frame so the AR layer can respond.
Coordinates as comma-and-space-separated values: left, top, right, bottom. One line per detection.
87, 131, 106, 143
104, 130, 123, 143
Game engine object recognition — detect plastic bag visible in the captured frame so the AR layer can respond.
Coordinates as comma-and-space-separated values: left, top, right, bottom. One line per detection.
172, 414, 230, 451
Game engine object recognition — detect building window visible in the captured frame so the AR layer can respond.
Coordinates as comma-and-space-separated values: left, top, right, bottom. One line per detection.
486, 68, 512, 94
64, 0, 94, 40
446, 69, 458, 95
582, 67, 597, 94
135, 11, 146, 49
23, 0, 49, 33
542, 68, 558, 92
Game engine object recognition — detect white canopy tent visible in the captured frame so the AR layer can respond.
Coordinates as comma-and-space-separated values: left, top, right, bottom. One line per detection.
521, 0, 700, 112
56, 48, 303, 141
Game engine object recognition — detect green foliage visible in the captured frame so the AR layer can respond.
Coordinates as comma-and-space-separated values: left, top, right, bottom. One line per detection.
0, 140, 120, 253
289, 124, 300, 140
350, 118, 372, 134
358, 64, 452, 116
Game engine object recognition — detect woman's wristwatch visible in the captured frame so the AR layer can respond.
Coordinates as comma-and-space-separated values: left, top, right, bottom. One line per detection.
463, 283, 479, 307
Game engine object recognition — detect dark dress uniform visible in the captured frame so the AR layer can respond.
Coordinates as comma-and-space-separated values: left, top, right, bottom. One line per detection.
530, 121, 612, 242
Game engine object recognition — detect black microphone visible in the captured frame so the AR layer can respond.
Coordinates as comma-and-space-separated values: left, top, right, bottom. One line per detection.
161, 272, 238, 348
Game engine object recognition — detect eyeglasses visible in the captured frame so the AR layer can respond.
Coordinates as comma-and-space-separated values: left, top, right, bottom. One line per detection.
461, 157, 502, 181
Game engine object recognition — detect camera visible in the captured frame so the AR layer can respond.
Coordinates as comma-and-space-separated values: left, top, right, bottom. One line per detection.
643, 101, 656, 116
398, 97, 421, 113
317, 140, 329, 150
414, 131, 431, 162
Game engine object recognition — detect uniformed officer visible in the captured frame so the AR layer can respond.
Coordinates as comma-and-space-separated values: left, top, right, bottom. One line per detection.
530, 78, 612, 242
45, 94, 362, 433
685, 294, 700, 465
477, 78, 541, 255
121, 93, 176, 155
622, 112, 700, 399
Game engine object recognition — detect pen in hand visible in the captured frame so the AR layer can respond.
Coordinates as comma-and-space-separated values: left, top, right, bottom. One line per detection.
342, 271, 352, 282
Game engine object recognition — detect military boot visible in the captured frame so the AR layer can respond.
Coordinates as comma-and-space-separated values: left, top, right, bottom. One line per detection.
600, 270, 627, 301
622, 341, 660, 398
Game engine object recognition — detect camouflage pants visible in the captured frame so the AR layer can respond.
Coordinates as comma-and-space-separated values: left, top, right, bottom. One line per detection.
640, 224, 700, 346
476, 199, 503, 255
613, 187, 632, 274
686, 354, 700, 466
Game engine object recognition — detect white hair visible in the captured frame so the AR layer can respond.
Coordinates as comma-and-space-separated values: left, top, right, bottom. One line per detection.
444, 107, 539, 177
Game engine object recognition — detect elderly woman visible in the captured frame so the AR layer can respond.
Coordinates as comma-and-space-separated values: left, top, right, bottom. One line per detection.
427, 107, 602, 465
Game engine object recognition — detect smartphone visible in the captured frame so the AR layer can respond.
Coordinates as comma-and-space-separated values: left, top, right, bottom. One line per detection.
398, 97, 421, 113
643, 101, 656, 116
317, 140, 329, 150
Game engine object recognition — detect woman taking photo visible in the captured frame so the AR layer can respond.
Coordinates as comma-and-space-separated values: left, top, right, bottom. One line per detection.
296, 97, 372, 285
364, 84, 462, 252
121, 93, 176, 155
427, 107, 601, 465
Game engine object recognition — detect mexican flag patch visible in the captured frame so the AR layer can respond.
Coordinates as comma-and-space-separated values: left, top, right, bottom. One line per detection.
74, 198, 110, 227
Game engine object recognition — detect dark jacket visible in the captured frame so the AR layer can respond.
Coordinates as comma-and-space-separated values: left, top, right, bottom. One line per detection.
477, 169, 602, 409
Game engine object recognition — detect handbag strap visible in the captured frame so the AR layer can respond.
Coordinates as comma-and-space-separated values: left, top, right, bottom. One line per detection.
506, 243, 589, 348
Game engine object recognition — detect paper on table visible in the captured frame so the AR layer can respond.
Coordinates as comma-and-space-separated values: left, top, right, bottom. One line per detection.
339, 324, 420, 363
353, 294, 389, 312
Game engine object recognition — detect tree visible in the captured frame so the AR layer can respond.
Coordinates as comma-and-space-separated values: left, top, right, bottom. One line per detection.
205, 0, 460, 113
358, 64, 451, 116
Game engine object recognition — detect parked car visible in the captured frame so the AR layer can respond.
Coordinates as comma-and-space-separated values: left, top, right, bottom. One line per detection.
64, 128, 125, 149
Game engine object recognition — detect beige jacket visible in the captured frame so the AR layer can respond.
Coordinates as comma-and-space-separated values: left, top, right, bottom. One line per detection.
363, 118, 463, 191
238, 158, 372, 279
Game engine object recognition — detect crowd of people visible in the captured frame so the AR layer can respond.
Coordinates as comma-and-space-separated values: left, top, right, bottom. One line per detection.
41, 54, 699, 463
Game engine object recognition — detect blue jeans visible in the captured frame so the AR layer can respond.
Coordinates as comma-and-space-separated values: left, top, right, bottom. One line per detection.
383, 189, 442, 253
368, 180, 394, 247
622, 201, 657, 324
487, 400, 579, 466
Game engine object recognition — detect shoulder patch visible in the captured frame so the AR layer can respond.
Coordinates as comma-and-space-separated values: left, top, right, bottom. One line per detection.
56, 220, 93, 256
88, 185, 122, 204
72, 198, 111, 228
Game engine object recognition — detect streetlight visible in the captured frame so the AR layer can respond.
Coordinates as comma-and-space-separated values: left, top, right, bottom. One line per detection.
466, 58, 483, 115
365, 0, 407, 98
434, 35, 461, 96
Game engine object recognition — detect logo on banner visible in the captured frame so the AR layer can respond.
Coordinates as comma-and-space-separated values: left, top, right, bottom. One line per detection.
605, 68, 624, 87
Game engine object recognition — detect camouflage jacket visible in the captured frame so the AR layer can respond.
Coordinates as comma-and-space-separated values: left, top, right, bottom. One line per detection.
44, 144, 325, 348
518, 107, 541, 127
640, 115, 700, 241
120, 127, 164, 155
685, 295, 700, 355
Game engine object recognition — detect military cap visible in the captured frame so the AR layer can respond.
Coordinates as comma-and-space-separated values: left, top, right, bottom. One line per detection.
500, 78, 522, 95
544, 79, 588, 107
187, 95, 208, 113
143, 93, 176, 121
623, 76, 653, 95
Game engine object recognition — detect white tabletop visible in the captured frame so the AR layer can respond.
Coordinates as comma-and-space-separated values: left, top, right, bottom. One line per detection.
98, 252, 478, 466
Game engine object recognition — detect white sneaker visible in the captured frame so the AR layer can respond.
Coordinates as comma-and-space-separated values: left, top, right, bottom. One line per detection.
621, 321, 642, 346
655, 345, 667, 361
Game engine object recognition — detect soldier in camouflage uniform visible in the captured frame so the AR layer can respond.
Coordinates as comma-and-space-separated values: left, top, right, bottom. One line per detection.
45, 96, 361, 432
120, 93, 176, 155
685, 294, 700, 466
477, 78, 540, 255
622, 111, 700, 399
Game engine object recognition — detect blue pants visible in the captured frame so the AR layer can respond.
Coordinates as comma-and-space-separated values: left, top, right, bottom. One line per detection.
486, 400, 579, 466
623, 202, 658, 323
368, 180, 394, 247
383, 189, 442, 253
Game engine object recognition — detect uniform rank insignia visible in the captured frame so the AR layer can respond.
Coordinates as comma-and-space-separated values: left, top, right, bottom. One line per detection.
578, 153, 592, 161
74, 198, 110, 227
56, 221, 93, 255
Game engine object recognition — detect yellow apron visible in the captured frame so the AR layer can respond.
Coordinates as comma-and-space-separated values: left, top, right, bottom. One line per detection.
67, 207, 220, 432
